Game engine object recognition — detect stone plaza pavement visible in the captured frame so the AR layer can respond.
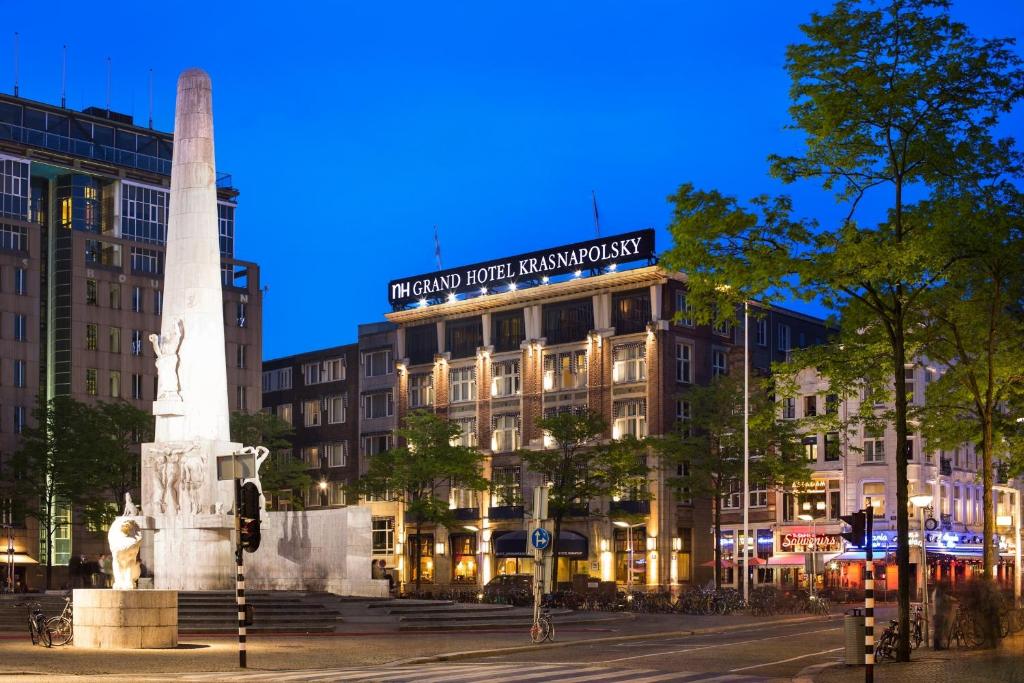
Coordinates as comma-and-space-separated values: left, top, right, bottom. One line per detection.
0, 611, 822, 680
809, 632, 1024, 683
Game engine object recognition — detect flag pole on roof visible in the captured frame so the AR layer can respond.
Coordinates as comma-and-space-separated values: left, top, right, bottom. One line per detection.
592, 190, 600, 238
433, 224, 442, 270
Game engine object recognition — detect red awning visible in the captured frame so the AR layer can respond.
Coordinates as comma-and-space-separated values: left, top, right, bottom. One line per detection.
767, 555, 805, 566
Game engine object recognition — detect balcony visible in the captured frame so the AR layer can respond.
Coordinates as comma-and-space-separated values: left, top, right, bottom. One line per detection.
610, 500, 650, 515
488, 505, 524, 520
452, 507, 480, 521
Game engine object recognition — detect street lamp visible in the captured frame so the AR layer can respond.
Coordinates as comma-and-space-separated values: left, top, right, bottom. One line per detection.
910, 493, 933, 648
742, 301, 750, 604
613, 520, 643, 590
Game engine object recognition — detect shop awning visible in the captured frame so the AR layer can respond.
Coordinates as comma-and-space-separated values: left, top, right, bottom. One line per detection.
767, 555, 806, 566
832, 551, 889, 562
0, 553, 38, 565
493, 530, 588, 558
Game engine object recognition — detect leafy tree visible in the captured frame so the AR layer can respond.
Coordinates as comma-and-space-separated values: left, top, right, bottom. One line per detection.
916, 190, 1024, 575
651, 375, 810, 587
229, 411, 310, 509
8, 397, 107, 588
662, 0, 1023, 660
522, 411, 649, 587
349, 410, 489, 591
79, 400, 153, 531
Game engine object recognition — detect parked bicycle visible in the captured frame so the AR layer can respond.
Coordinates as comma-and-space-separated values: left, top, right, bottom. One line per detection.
946, 604, 984, 649
47, 594, 74, 646
530, 606, 554, 643
18, 602, 51, 647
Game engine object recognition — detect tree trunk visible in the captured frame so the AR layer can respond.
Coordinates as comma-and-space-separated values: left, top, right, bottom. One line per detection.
982, 415, 995, 580
892, 327, 912, 662
550, 513, 563, 592
713, 492, 722, 589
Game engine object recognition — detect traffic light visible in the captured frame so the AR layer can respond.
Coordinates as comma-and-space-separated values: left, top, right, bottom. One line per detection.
840, 510, 866, 547
239, 481, 261, 553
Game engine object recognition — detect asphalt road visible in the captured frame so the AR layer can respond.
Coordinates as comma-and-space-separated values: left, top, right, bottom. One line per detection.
473, 618, 845, 681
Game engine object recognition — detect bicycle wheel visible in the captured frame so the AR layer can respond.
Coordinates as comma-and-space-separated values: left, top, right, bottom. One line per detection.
47, 616, 73, 646
541, 615, 554, 642
36, 617, 52, 648
28, 618, 38, 646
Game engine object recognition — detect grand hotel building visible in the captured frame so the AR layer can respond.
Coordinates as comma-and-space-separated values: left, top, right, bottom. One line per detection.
379, 261, 826, 589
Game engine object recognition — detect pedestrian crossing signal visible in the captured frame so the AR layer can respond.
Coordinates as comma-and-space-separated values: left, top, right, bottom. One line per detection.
839, 511, 866, 547
239, 481, 261, 553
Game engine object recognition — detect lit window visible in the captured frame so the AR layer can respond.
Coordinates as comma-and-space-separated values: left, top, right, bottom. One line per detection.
543, 350, 587, 391
449, 367, 477, 403
303, 399, 321, 427
613, 400, 647, 439
86, 368, 98, 395
86, 279, 98, 305
491, 360, 521, 398
372, 517, 395, 555
325, 442, 348, 468
327, 395, 347, 424
863, 482, 886, 518
491, 414, 520, 453
612, 343, 646, 383
409, 373, 434, 408
277, 404, 293, 425
451, 418, 477, 447
85, 324, 98, 351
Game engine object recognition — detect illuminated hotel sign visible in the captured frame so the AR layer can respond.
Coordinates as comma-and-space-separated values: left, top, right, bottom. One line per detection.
387, 229, 656, 307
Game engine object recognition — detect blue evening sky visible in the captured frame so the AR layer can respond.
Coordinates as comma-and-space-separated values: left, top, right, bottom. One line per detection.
4, 2, 1022, 359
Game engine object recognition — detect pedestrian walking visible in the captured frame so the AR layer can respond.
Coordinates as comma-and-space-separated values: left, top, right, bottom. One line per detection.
932, 580, 954, 649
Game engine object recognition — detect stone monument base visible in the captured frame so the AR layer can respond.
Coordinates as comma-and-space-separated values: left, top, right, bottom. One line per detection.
73, 589, 178, 649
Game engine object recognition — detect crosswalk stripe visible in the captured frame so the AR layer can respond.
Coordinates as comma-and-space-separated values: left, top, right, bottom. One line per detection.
488, 664, 597, 683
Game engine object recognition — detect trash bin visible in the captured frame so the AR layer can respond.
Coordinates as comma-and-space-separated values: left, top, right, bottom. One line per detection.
844, 609, 865, 666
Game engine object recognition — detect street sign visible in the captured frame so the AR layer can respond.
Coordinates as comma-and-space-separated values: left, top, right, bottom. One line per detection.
217, 452, 257, 481
531, 527, 551, 550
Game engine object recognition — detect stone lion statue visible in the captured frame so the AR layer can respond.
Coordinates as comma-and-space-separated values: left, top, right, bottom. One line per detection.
107, 516, 143, 590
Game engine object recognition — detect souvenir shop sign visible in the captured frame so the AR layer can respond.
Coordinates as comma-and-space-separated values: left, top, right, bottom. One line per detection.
780, 532, 843, 553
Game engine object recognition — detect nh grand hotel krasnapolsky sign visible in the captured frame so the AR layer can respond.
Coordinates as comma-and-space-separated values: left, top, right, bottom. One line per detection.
388, 229, 656, 307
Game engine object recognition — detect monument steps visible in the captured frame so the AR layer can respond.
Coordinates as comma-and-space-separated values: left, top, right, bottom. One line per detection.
0, 594, 70, 631
177, 591, 343, 633
385, 603, 515, 616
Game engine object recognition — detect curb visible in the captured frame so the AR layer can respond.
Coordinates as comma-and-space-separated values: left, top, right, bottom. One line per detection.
389, 614, 828, 665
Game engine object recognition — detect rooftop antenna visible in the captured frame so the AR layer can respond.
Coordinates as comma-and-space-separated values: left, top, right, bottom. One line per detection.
61, 45, 67, 108
148, 68, 154, 128
105, 57, 111, 115
13, 32, 19, 97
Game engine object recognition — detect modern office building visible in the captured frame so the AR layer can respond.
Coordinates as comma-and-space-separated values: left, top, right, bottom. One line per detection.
0, 92, 261, 588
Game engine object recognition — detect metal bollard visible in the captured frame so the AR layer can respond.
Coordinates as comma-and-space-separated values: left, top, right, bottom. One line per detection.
845, 608, 866, 665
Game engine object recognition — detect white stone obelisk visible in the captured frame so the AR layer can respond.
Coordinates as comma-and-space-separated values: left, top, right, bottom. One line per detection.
141, 68, 240, 590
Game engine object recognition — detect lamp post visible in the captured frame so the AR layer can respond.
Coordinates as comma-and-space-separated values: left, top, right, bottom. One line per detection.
799, 501, 826, 597
742, 301, 750, 604
910, 493, 933, 648
613, 520, 643, 591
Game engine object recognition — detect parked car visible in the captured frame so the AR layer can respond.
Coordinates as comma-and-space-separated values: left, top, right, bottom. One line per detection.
483, 574, 533, 605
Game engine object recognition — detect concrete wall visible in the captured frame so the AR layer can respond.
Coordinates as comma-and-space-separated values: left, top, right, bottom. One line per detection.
244, 506, 387, 597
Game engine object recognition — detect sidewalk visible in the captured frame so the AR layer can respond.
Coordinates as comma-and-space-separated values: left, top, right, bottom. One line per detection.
812, 633, 1024, 683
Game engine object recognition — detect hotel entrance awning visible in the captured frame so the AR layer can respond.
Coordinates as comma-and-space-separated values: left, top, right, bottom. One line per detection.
0, 553, 38, 565
493, 530, 589, 558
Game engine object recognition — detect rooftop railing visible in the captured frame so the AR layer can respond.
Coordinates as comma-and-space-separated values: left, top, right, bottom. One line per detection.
0, 122, 235, 189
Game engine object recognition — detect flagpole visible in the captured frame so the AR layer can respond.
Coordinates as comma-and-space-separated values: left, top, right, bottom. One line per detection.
592, 190, 600, 238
